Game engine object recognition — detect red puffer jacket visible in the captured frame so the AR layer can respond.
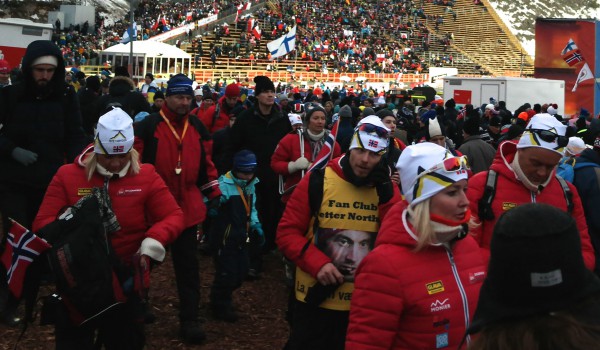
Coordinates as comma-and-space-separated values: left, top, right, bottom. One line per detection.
33, 153, 185, 263
271, 131, 341, 203
346, 201, 486, 350
467, 141, 595, 270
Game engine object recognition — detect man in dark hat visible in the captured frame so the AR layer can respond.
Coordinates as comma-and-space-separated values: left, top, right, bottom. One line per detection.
227, 75, 291, 277
458, 116, 496, 174
134, 73, 222, 344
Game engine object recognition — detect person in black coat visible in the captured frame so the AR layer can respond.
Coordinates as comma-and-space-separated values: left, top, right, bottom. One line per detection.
96, 75, 151, 122
77, 75, 102, 136
0, 39, 88, 326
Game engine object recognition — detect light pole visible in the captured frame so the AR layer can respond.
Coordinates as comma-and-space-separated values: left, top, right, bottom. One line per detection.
128, 0, 139, 77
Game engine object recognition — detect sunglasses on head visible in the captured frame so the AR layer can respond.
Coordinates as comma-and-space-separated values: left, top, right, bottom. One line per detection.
527, 129, 568, 148
357, 123, 389, 139
415, 156, 470, 182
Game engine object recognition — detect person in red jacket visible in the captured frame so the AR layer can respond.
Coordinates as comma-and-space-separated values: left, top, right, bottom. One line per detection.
467, 114, 595, 270
133, 74, 221, 344
346, 142, 486, 350
201, 83, 243, 134
271, 102, 342, 204
33, 108, 185, 349
190, 90, 215, 122
277, 116, 402, 350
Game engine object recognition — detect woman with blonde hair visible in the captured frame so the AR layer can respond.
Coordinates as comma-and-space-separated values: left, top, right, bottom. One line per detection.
33, 108, 184, 349
346, 142, 486, 350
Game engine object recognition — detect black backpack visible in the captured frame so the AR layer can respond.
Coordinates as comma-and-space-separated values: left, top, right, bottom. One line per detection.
38, 194, 127, 326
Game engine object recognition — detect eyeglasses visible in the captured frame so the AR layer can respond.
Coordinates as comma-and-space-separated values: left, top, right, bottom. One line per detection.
526, 129, 568, 148
415, 156, 470, 182
357, 123, 389, 139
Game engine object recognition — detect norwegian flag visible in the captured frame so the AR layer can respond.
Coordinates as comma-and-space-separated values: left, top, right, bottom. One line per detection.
1, 220, 50, 298
252, 22, 262, 40
368, 139, 378, 148
308, 116, 339, 172
563, 49, 584, 67
151, 15, 161, 31
247, 18, 255, 32
186, 11, 193, 21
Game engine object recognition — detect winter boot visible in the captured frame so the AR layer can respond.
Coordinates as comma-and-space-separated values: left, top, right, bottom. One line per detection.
179, 320, 206, 344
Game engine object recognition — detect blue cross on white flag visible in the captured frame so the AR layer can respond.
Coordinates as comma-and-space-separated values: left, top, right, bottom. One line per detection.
120, 22, 138, 44
267, 26, 296, 59
561, 38, 578, 55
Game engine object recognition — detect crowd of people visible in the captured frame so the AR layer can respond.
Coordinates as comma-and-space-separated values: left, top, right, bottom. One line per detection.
2, 37, 600, 350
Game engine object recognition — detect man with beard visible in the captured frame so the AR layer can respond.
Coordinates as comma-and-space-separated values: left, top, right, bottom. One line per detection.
133, 73, 221, 344
0, 40, 88, 326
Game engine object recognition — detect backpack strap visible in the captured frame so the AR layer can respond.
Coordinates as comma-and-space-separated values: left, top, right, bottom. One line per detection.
299, 168, 325, 259
556, 175, 574, 215
478, 169, 498, 221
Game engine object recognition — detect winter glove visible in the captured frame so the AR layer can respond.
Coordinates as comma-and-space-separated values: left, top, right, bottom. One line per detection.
249, 222, 265, 246
370, 161, 394, 204
288, 157, 311, 174
207, 196, 221, 217
11, 147, 38, 166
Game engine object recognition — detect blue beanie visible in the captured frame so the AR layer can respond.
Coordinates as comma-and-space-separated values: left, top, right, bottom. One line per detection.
233, 150, 257, 173
166, 74, 194, 97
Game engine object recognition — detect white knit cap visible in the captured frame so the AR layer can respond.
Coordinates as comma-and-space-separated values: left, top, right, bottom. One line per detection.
32, 55, 58, 67
396, 143, 469, 206
194, 89, 203, 96
349, 115, 390, 154
428, 116, 443, 138
547, 106, 557, 115
565, 137, 586, 156
94, 108, 134, 155
288, 113, 303, 126
485, 104, 495, 110
517, 113, 567, 155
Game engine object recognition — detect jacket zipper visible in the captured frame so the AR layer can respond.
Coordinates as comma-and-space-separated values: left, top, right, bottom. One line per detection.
444, 245, 471, 346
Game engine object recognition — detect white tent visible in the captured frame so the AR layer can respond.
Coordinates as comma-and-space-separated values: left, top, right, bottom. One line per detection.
100, 41, 192, 79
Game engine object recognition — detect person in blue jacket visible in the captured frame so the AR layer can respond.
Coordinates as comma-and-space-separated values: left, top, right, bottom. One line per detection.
208, 150, 264, 322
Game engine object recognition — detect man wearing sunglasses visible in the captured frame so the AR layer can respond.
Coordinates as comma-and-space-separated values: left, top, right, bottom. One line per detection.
276, 116, 401, 350
467, 114, 595, 270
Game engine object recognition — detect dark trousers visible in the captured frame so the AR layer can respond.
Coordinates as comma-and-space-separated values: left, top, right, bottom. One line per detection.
210, 247, 248, 309
171, 226, 201, 322
251, 179, 283, 273
0, 186, 45, 318
54, 296, 144, 350
286, 300, 348, 350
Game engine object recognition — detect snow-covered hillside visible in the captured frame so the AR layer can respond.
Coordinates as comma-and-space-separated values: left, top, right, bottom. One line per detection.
487, 0, 600, 57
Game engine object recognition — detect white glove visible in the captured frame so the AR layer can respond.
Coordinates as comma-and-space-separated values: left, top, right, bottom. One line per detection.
139, 237, 166, 262
288, 157, 311, 173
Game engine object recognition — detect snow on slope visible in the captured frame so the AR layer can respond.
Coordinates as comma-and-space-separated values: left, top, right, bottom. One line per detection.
487, 0, 600, 58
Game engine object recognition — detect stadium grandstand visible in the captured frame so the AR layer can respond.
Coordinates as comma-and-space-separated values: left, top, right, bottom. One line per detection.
4, 0, 534, 85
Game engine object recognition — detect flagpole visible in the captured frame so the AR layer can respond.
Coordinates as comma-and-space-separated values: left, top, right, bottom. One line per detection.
128, 0, 135, 77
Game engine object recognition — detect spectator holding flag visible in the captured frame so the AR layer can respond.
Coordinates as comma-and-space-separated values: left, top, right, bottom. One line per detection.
271, 102, 342, 204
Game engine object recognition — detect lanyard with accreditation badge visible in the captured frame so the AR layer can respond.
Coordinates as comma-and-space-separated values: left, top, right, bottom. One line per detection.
159, 111, 189, 175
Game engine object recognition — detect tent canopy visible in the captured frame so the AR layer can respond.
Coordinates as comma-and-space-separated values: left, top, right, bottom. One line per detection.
102, 41, 191, 59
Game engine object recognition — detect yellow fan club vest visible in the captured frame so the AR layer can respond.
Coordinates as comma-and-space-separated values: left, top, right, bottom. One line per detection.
295, 167, 380, 311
